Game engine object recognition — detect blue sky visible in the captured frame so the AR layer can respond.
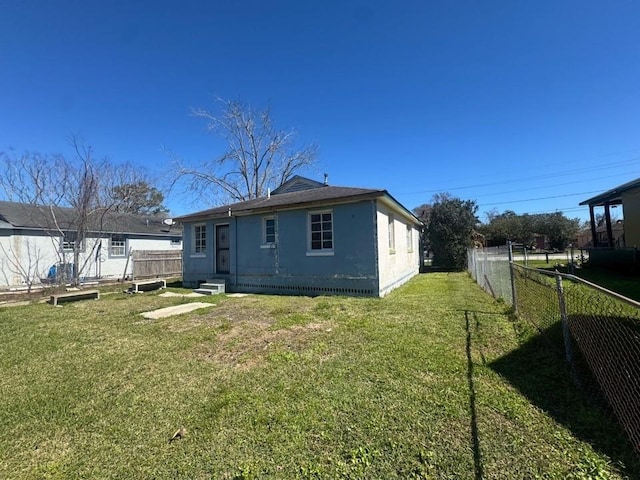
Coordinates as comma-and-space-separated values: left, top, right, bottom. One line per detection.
1, 1, 639, 221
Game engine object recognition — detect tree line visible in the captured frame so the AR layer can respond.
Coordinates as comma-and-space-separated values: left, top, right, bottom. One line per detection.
414, 198, 583, 270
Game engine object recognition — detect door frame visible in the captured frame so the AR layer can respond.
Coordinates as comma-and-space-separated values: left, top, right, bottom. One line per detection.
215, 223, 230, 274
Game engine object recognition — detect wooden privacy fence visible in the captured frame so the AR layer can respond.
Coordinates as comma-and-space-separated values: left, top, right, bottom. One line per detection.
132, 250, 182, 279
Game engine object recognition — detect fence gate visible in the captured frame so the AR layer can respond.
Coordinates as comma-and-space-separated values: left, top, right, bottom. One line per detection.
132, 250, 182, 279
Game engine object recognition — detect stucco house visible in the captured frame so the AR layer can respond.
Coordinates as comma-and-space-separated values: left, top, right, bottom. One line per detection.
175, 176, 422, 297
0, 200, 182, 287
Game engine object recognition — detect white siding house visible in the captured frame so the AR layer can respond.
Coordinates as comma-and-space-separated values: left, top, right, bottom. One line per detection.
0, 201, 182, 288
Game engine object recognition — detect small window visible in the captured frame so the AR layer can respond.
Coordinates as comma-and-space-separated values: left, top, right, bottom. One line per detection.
406, 225, 413, 252
193, 224, 206, 254
309, 211, 333, 251
110, 234, 126, 257
388, 214, 395, 251
62, 231, 79, 252
264, 217, 276, 244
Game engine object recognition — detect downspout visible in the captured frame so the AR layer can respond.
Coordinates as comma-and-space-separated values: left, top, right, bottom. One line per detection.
234, 215, 238, 289
372, 199, 380, 296
274, 212, 279, 274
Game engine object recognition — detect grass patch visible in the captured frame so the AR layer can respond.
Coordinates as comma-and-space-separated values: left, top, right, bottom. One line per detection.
573, 267, 640, 302
0, 276, 637, 478
516, 259, 640, 302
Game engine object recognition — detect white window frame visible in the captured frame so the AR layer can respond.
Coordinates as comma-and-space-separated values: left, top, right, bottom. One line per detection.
110, 234, 127, 257
406, 225, 413, 253
307, 210, 334, 256
388, 214, 396, 253
192, 223, 207, 256
261, 216, 276, 248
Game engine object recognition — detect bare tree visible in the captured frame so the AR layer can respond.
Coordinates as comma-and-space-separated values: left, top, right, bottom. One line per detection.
170, 98, 318, 203
0, 137, 150, 286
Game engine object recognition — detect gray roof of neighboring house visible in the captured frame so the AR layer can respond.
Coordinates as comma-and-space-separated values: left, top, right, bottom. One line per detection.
174, 176, 421, 224
580, 177, 640, 206
0, 200, 182, 237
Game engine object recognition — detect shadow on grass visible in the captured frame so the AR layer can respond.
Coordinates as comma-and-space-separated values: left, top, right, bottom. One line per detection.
488, 321, 640, 475
465, 310, 483, 480
419, 266, 464, 273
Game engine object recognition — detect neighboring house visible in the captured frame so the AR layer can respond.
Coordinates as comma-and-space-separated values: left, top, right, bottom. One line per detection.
175, 176, 422, 297
0, 201, 182, 287
580, 177, 639, 248
576, 221, 625, 249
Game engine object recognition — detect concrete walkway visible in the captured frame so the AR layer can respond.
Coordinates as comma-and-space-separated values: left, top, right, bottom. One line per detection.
159, 292, 206, 298
141, 302, 214, 320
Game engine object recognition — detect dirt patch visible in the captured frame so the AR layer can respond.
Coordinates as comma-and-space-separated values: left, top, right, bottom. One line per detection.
193, 297, 332, 369
194, 317, 333, 370
196, 299, 275, 326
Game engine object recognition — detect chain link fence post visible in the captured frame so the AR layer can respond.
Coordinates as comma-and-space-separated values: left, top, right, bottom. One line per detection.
555, 271, 580, 388
508, 241, 517, 312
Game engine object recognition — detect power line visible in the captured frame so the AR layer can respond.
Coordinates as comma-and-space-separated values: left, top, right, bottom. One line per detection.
478, 190, 602, 207
399, 156, 640, 196
470, 170, 640, 199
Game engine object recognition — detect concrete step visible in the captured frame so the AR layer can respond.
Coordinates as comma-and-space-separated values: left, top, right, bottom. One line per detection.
193, 288, 223, 295
195, 280, 225, 295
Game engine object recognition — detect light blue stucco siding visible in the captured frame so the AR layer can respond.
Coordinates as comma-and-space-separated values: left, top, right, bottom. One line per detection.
235, 200, 379, 295
181, 221, 215, 286
181, 200, 380, 295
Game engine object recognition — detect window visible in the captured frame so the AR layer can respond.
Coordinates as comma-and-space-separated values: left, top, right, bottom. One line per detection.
406, 225, 413, 252
264, 216, 276, 244
193, 224, 206, 254
110, 234, 126, 257
309, 211, 333, 252
62, 231, 79, 252
388, 214, 395, 251
170, 237, 181, 246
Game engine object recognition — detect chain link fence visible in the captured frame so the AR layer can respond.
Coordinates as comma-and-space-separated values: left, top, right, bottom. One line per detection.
467, 246, 514, 304
468, 246, 640, 454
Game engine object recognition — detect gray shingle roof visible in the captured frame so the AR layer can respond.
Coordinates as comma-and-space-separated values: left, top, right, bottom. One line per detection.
174, 185, 386, 222
174, 178, 421, 225
0, 200, 182, 237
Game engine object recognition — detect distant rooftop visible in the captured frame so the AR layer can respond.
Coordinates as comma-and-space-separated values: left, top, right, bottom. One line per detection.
0, 200, 181, 236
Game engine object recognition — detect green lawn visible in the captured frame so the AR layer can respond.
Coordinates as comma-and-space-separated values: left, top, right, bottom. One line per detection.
573, 268, 640, 303
516, 259, 640, 302
0, 274, 637, 479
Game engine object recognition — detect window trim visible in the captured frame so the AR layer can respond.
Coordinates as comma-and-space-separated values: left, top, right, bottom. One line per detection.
406, 224, 414, 253
110, 234, 127, 257
262, 215, 276, 248
307, 209, 334, 256
192, 223, 207, 257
